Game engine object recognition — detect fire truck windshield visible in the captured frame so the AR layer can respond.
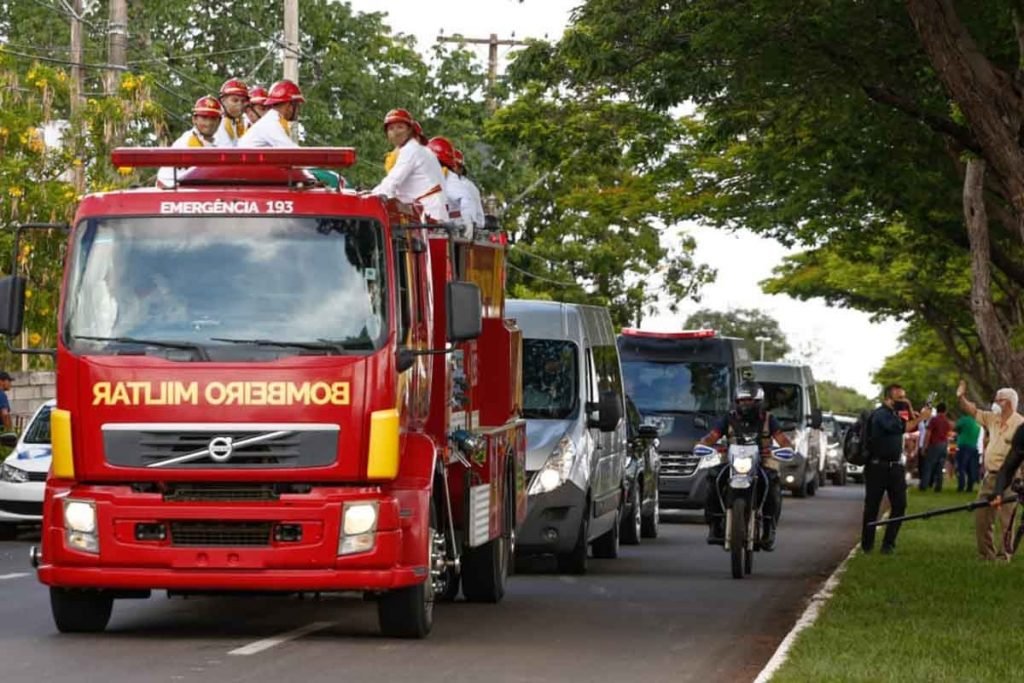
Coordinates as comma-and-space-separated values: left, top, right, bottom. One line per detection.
63, 216, 388, 360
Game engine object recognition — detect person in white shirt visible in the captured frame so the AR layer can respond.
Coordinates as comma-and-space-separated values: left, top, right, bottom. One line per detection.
427, 136, 485, 237
453, 148, 487, 225
371, 109, 449, 222
238, 79, 303, 148
156, 95, 222, 188
213, 77, 249, 147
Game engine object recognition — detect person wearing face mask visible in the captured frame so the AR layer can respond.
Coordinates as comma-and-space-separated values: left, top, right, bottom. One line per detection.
957, 380, 1024, 561
861, 384, 932, 555
698, 381, 792, 551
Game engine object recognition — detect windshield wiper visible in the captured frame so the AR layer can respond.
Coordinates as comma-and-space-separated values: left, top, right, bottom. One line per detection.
72, 335, 209, 360
211, 337, 373, 353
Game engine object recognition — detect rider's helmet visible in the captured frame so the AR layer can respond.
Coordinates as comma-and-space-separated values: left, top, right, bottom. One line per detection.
735, 381, 765, 422
264, 79, 305, 106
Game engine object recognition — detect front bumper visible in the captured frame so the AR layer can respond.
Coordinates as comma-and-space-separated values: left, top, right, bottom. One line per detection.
0, 480, 45, 522
516, 478, 587, 555
776, 457, 808, 492
658, 470, 713, 509
37, 483, 428, 592
846, 462, 864, 477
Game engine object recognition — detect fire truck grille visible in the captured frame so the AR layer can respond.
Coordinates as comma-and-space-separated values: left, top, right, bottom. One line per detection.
169, 521, 273, 547
162, 484, 281, 502
103, 425, 339, 469
659, 452, 700, 477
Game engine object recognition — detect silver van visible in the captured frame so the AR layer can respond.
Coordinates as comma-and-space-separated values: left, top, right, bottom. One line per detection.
752, 362, 826, 497
507, 299, 627, 574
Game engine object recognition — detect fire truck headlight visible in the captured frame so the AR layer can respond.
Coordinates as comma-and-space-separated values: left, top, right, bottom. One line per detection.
342, 502, 378, 536
63, 499, 99, 554
64, 500, 96, 534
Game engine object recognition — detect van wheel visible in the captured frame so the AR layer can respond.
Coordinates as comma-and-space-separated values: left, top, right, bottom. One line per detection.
592, 505, 620, 559
461, 473, 513, 603
556, 510, 589, 575
50, 588, 113, 633
792, 467, 808, 498
620, 485, 642, 546
807, 470, 819, 497
641, 485, 659, 539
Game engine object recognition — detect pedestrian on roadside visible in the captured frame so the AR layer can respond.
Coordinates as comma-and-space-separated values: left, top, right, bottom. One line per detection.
953, 411, 982, 493
0, 371, 11, 431
861, 384, 932, 555
920, 403, 951, 492
956, 380, 1023, 561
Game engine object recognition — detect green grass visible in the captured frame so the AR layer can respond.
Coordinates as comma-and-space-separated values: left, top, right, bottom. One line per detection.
771, 485, 1024, 683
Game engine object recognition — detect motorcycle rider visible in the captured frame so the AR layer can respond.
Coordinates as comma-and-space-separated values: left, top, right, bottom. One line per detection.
698, 381, 792, 551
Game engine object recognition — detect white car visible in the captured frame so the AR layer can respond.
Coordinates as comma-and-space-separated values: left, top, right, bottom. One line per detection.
0, 399, 54, 539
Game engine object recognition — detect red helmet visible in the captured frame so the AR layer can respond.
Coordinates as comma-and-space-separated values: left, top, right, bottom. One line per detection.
219, 78, 249, 99
247, 85, 268, 106
264, 79, 305, 106
453, 149, 464, 167
427, 136, 457, 170
383, 108, 416, 131
192, 96, 223, 118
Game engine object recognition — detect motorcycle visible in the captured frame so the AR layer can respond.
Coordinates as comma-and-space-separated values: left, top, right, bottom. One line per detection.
695, 439, 794, 579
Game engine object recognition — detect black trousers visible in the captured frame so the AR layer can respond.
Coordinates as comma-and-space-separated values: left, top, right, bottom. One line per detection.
861, 460, 907, 551
705, 465, 781, 531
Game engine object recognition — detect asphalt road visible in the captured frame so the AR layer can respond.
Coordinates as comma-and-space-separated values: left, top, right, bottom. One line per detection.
0, 484, 864, 683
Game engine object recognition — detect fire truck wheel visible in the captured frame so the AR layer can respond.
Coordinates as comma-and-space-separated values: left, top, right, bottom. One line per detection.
377, 506, 439, 638
50, 588, 113, 633
556, 506, 589, 575
461, 472, 513, 603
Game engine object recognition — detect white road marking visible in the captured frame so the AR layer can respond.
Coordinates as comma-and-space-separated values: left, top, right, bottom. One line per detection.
228, 621, 336, 656
0, 573, 30, 581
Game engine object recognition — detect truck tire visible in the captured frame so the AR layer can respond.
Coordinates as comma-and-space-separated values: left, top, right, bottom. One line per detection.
641, 485, 659, 539
620, 484, 642, 546
592, 503, 620, 559
50, 588, 113, 633
461, 474, 513, 603
730, 499, 747, 580
556, 509, 589, 575
378, 505, 439, 638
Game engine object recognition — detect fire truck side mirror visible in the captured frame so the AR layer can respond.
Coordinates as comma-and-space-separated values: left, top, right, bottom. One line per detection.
0, 276, 27, 337
446, 281, 482, 342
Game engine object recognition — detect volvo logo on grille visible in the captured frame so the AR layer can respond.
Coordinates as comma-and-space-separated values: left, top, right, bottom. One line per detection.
207, 436, 235, 462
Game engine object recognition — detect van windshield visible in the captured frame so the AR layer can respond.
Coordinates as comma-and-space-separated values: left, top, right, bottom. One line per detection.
762, 382, 803, 423
522, 339, 578, 419
621, 361, 730, 414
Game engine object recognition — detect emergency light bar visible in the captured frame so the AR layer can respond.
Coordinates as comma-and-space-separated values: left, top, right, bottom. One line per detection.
620, 328, 717, 339
111, 147, 357, 169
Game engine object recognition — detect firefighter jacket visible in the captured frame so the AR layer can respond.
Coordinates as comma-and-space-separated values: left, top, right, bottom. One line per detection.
156, 127, 215, 188
238, 108, 298, 148
371, 140, 450, 222
214, 115, 248, 147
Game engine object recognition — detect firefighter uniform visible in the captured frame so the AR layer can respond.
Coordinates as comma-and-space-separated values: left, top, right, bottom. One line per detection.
214, 77, 249, 147
238, 108, 298, 148
372, 139, 449, 222
447, 172, 486, 228
156, 127, 216, 188
213, 115, 248, 147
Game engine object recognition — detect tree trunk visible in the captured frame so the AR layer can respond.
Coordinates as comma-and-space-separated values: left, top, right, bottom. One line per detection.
963, 159, 1024, 388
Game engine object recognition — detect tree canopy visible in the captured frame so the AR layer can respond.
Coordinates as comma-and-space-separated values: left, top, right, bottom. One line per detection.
682, 307, 790, 362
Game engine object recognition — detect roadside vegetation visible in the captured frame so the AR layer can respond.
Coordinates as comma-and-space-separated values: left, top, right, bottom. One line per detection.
772, 488, 1024, 683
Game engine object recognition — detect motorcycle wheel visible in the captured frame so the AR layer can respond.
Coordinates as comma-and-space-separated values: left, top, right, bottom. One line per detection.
730, 498, 747, 580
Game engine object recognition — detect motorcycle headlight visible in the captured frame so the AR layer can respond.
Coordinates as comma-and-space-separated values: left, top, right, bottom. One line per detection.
732, 455, 754, 475
0, 463, 29, 484
529, 437, 576, 495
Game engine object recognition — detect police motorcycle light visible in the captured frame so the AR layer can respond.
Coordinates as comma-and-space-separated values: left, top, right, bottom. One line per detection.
0, 462, 28, 483
339, 501, 379, 556
63, 499, 99, 554
529, 437, 577, 495
772, 447, 796, 462
693, 444, 721, 470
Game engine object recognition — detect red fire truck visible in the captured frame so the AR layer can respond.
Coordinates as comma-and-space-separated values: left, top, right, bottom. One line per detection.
0, 147, 526, 638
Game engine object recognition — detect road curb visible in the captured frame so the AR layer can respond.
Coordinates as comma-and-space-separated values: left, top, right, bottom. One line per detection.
751, 543, 859, 683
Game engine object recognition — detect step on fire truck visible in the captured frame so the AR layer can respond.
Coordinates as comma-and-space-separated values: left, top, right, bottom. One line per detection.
0, 147, 526, 639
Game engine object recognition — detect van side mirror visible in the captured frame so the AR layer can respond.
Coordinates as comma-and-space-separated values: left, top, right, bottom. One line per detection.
0, 276, 26, 337
446, 281, 482, 342
638, 424, 659, 439
0, 432, 18, 449
588, 391, 622, 433
809, 408, 823, 430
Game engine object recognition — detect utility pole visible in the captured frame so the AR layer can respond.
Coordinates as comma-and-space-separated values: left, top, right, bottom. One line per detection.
755, 336, 771, 362
283, 0, 299, 83
104, 0, 127, 96
437, 33, 529, 112
69, 0, 85, 193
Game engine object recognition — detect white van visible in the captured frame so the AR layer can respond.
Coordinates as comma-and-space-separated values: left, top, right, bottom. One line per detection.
507, 300, 627, 574
752, 362, 826, 497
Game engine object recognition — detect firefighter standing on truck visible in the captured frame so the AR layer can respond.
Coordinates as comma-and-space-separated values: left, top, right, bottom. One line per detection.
371, 109, 449, 222
245, 85, 269, 125
214, 78, 249, 147
428, 136, 485, 237
454, 148, 487, 225
156, 96, 223, 188
238, 79, 303, 148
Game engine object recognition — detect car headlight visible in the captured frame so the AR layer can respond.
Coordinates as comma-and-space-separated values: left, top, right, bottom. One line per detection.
0, 463, 28, 484
732, 455, 754, 475
529, 437, 576, 495
697, 450, 721, 469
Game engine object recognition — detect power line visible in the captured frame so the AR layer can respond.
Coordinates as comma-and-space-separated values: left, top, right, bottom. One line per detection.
127, 45, 264, 66
506, 260, 578, 287
0, 47, 125, 72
